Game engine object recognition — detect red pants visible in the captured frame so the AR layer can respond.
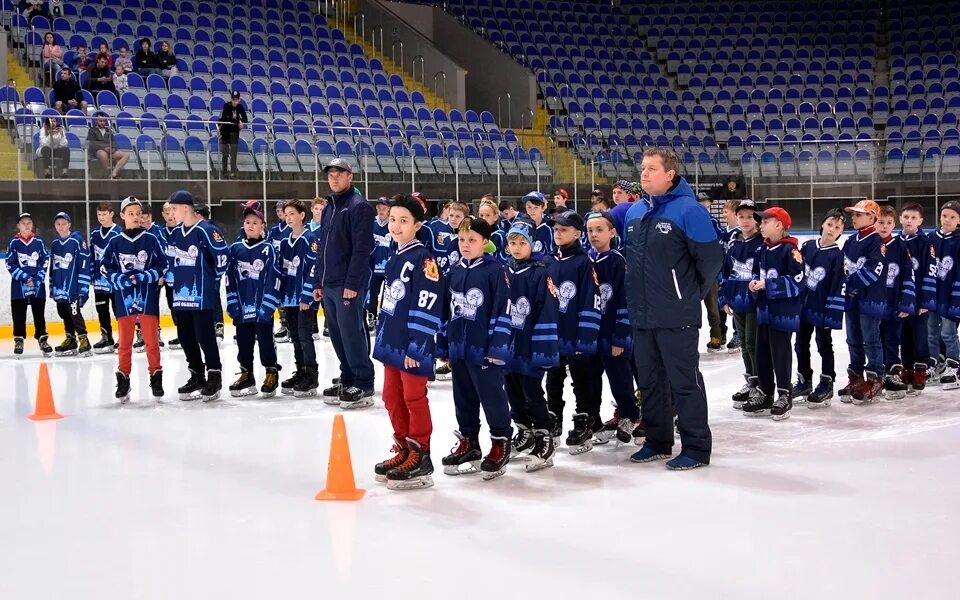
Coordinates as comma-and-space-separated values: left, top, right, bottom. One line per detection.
118, 314, 161, 376
382, 365, 432, 451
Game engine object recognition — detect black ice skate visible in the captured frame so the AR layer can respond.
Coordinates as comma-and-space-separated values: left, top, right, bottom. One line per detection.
261, 367, 279, 398
742, 393, 774, 416
281, 369, 303, 396
215, 322, 224, 345
339, 386, 374, 409
790, 376, 812, 405
274, 326, 290, 343
293, 366, 319, 398
375, 438, 409, 483
884, 365, 909, 400
441, 431, 482, 476
14, 336, 24, 357
93, 329, 115, 354
565, 413, 594, 455
321, 380, 342, 405
940, 359, 959, 390
77, 334, 92, 357
615, 418, 639, 445
167, 337, 181, 350
115, 371, 131, 404
38, 335, 52, 357
480, 436, 509, 480
178, 369, 206, 401
386, 438, 434, 491
150, 368, 164, 398
201, 370, 222, 402
510, 424, 536, 457
434, 361, 452, 380
548, 410, 562, 440
133, 328, 145, 353
54, 334, 78, 356
524, 429, 555, 473
807, 375, 834, 408
229, 369, 257, 397
732, 375, 759, 409
771, 388, 792, 421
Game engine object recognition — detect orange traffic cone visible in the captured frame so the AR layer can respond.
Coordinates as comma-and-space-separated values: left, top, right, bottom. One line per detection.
28, 362, 63, 421
315, 414, 365, 501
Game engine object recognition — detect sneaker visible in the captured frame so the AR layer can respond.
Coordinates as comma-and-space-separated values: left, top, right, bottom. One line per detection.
630, 446, 671, 463
339, 386, 374, 409
665, 455, 708, 470
771, 388, 792, 421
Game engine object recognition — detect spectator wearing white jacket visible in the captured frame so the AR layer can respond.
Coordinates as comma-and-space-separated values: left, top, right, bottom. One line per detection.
37, 116, 70, 178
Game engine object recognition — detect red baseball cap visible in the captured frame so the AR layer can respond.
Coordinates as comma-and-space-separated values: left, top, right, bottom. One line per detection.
758, 207, 792, 230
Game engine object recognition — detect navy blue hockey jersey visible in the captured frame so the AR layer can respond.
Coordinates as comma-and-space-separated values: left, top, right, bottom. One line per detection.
6, 234, 48, 300
146, 222, 167, 245
226, 238, 281, 323
428, 220, 456, 272
924, 229, 960, 318
100, 229, 167, 317
901, 229, 935, 313
799, 239, 845, 329
440, 235, 462, 275
843, 227, 886, 318
165, 220, 229, 310
753, 237, 804, 332
503, 254, 560, 375
278, 230, 318, 308
489, 228, 508, 264
373, 240, 444, 378
438, 255, 512, 365
720, 232, 763, 314
49, 232, 91, 302
547, 243, 601, 355
370, 216, 393, 275
590, 249, 632, 355
880, 235, 917, 320
89, 224, 120, 294
532, 220, 555, 256
268, 222, 291, 253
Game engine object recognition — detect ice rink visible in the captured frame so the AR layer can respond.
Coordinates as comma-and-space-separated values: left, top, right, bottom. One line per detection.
2, 323, 959, 599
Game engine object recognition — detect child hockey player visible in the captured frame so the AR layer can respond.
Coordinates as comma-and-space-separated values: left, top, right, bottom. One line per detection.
875, 205, 917, 400
840, 200, 887, 404
372, 195, 444, 490
7, 212, 52, 357
161, 201, 180, 349
586, 212, 643, 447
49, 211, 92, 357
478, 199, 508, 263
367, 197, 393, 331
721, 200, 764, 408
898, 203, 933, 394
89, 202, 120, 353
498, 199, 518, 231
742, 207, 803, 420
521, 192, 556, 255
166, 190, 229, 402
194, 203, 226, 344
721, 199, 742, 352
100, 197, 167, 403
134, 205, 167, 352
225, 205, 282, 398
309, 197, 325, 234
436, 200, 469, 274
502, 219, 560, 471
438, 218, 514, 480
792, 208, 845, 408
922, 201, 960, 389
544, 210, 602, 453
268, 199, 292, 342
277, 200, 320, 397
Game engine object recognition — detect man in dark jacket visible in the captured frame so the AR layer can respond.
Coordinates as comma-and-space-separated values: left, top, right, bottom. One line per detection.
312, 158, 376, 408
85, 56, 116, 95
217, 91, 247, 179
623, 148, 723, 470
52, 66, 87, 113
134, 38, 161, 77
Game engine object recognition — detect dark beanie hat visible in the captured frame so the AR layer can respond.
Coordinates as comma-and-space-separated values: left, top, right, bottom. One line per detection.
465, 217, 493, 240
390, 195, 425, 222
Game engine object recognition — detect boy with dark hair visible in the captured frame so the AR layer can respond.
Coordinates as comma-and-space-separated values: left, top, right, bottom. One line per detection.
498, 199, 518, 231
721, 198, 742, 352
367, 197, 393, 331
742, 207, 804, 420
922, 201, 960, 389
49, 211, 92, 357
521, 192, 556, 256
90, 201, 120, 353
875, 205, 918, 399
7, 213, 52, 357
898, 202, 933, 394
278, 200, 320, 398
791, 208, 846, 408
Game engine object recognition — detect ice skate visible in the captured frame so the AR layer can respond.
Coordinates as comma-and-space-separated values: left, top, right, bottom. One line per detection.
633, 420, 646, 445
13, 336, 24, 357
594, 406, 621, 444
339, 386, 374, 409
215, 322, 224, 345
281, 369, 303, 396
807, 375, 834, 408
927, 356, 945, 386
615, 418, 639, 446
293, 366, 319, 398
706, 337, 723, 353
167, 337, 181, 350
480, 436, 509, 480
727, 333, 741, 353
322, 381, 342, 405
201, 370, 222, 403
548, 410, 562, 440
525, 429, 555, 472
565, 413, 594, 455
178, 369, 206, 401
133, 329, 145, 353
852, 371, 883, 404
229, 369, 257, 397
909, 362, 927, 395
771, 388, 792, 421
884, 365, 909, 400
375, 438, 409, 483
54, 334, 78, 356
790, 376, 812, 405
115, 371, 130, 404
441, 431, 482, 476
274, 326, 290, 343
386, 438, 434, 491
261, 367, 279, 398
38, 335, 52, 357
940, 359, 959, 390
742, 393, 774, 416
839, 368, 863, 403
732, 375, 759, 409
434, 361, 452, 380
510, 424, 536, 458
77, 334, 92, 357
93, 328, 115, 354
150, 369, 164, 398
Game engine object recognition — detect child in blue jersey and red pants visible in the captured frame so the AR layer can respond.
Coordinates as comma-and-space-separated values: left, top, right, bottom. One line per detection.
100, 197, 168, 403
372, 196, 444, 490
875, 205, 918, 399
742, 207, 804, 421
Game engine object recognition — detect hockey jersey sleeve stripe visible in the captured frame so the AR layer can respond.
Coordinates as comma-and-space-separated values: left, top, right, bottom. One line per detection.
409, 323, 437, 336
409, 310, 441, 326
532, 334, 559, 341
534, 323, 558, 330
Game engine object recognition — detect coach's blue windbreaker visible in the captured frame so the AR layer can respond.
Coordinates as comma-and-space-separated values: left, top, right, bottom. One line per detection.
880, 235, 917, 320
165, 220, 229, 310
90, 224, 120, 294
503, 254, 560, 375
924, 229, 960, 319
314, 188, 374, 292
278, 230, 318, 308
622, 176, 724, 329
226, 237, 281, 323
437, 255, 512, 365
590, 248, 632, 355
100, 229, 167, 317
720, 231, 763, 314
6, 233, 48, 300
373, 240, 444, 378
799, 239, 845, 329
753, 237, 804, 332
49, 231, 91, 303
843, 226, 886, 318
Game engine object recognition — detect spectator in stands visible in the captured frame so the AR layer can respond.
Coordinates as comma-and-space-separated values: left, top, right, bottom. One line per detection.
217, 91, 248, 178
85, 56, 116, 95
156, 41, 178, 78
135, 38, 161, 77
548, 188, 570, 216
95, 42, 113, 70
113, 45, 133, 75
36, 116, 70, 178
87, 112, 130, 179
72, 45, 92, 72
22, 0, 49, 20
41, 32, 66, 81
52, 66, 87, 114
717, 176, 746, 200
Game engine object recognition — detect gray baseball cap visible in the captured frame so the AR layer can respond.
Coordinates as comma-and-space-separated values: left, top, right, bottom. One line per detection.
323, 157, 353, 173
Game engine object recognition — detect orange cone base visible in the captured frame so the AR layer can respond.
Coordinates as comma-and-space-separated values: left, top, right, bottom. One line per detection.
314, 488, 366, 502
28, 412, 64, 421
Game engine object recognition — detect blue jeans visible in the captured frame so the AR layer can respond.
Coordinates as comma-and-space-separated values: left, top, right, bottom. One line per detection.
845, 303, 883, 375
322, 286, 374, 390
879, 318, 903, 370
926, 313, 960, 363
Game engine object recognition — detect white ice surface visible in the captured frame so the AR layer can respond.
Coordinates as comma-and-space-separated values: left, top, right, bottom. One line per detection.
2, 322, 959, 599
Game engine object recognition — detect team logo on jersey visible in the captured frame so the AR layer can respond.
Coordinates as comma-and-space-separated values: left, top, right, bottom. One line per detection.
534, 240, 543, 253
237, 259, 265, 280
911, 256, 920, 272
380, 279, 406, 316
374, 233, 392, 248
448, 250, 461, 267
94, 246, 106, 261
509, 296, 531, 328
792, 249, 803, 263
53, 252, 74, 270
805, 265, 826, 290
119, 250, 149, 272
598, 283, 613, 314
283, 256, 301, 276
760, 268, 779, 280
17, 251, 39, 268
173, 245, 199, 267
656, 222, 672, 235
731, 258, 754, 280
844, 256, 866, 276
451, 287, 484, 320
423, 258, 439, 282
938, 256, 954, 280
212, 230, 224, 243
556, 280, 577, 313
886, 262, 900, 287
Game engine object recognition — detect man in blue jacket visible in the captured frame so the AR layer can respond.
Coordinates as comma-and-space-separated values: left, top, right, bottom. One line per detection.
623, 148, 723, 470
312, 158, 377, 408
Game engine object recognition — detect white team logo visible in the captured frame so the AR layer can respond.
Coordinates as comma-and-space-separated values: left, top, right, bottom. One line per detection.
237, 259, 265, 280
938, 256, 954, 280
173, 245, 198, 267
805, 265, 826, 290
557, 280, 577, 313
53, 252, 74, 270
374, 233, 392, 248
657, 222, 672, 235
451, 287, 484, 320
844, 256, 866, 276
886, 262, 900, 287
731, 258, 754, 280
119, 251, 147, 271
534, 240, 543, 253
17, 251, 39, 267
911, 256, 919, 272
94, 246, 105, 261
760, 268, 779, 280
380, 279, 406, 316
284, 255, 301, 276
448, 250, 461, 266
598, 283, 613, 314
510, 296, 531, 328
